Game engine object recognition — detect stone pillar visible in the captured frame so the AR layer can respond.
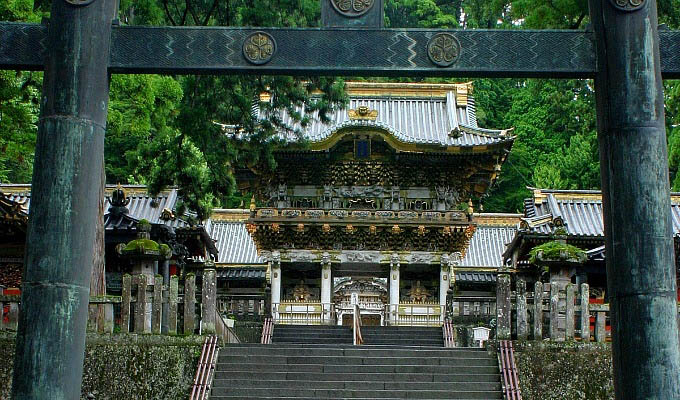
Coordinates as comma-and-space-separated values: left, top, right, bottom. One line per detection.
184, 274, 196, 335
320, 252, 332, 323
121, 274, 132, 333
134, 274, 150, 334
152, 275, 162, 334
496, 274, 511, 340
161, 260, 170, 334
516, 278, 528, 340
389, 253, 400, 324
201, 266, 217, 334
270, 252, 282, 320
168, 276, 178, 335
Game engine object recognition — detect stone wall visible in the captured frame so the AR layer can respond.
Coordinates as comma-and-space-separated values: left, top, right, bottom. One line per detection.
513, 341, 614, 400
0, 333, 203, 399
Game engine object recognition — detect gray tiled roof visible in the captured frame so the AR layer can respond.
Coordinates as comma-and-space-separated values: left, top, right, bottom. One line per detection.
209, 221, 264, 264
461, 226, 517, 267
216, 267, 266, 280
276, 92, 513, 148
1, 184, 189, 228
522, 191, 680, 236
455, 271, 497, 283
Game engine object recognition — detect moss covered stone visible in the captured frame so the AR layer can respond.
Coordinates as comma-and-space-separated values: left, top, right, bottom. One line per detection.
529, 240, 587, 265
513, 341, 613, 400
123, 239, 161, 253
0, 333, 202, 399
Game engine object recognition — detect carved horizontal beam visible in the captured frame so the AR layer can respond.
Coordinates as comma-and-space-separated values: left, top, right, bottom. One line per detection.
1, 22, 679, 78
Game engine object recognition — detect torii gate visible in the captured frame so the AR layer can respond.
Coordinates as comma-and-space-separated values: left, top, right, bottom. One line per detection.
1, 0, 679, 398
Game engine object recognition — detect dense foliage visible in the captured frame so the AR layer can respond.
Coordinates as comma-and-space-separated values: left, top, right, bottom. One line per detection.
1, 0, 679, 215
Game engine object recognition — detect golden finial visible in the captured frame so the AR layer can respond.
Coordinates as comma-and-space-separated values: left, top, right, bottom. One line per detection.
249, 196, 256, 212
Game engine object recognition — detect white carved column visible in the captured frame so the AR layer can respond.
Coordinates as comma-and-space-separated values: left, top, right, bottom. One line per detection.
389, 253, 400, 325
270, 251, 281, 320
320, 252, 332, 323
440, 254, 450, 321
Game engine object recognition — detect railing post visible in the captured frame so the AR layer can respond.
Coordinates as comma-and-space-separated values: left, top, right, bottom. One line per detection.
152, 275, 163, 334
135, 274, 150, 334
595, 312, 606, 343
87, 302, 98, 333
121, 274, 131, 333
565, 283, 575, 340
496, 274, 511, 340
101, 303, 114, 334
184, 274, 196, 335
549, 283, 561, 341
201, 267, 217, 334
580, 284, 590, 342
534, 282, 543, 340
517, 278, 528, 340
7, 302, 19, 331
168, 275, 178, 335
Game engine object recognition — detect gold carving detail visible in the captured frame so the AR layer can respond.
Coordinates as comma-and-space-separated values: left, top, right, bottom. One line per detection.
348, 106, 378, 121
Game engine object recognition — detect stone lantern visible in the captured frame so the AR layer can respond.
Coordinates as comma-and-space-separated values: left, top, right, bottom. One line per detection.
117, 219, 172, 332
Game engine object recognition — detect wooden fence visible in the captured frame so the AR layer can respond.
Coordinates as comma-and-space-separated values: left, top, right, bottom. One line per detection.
497, 276, 610, 342
449, 295, 496, 320
218, 295, 265, 320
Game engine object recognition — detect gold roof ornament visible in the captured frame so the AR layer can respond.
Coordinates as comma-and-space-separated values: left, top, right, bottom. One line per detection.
348, 105, 378, 121
454, 83, 471, 106
249, 196, 256, 212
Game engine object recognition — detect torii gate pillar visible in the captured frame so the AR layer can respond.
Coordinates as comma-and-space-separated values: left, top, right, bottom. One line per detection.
589, 0, 680, 398
11, 0, 116, 398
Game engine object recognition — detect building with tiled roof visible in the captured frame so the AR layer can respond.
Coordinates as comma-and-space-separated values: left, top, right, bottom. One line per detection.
503, 188, 680, 303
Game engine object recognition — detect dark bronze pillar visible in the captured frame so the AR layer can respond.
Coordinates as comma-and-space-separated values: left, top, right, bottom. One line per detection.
11, 0, 116, 398
589, 0, 680, 398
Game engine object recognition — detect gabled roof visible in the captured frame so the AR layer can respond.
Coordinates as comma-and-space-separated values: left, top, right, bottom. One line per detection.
520, 188, 680, 237
461, 213, 520, 268
0, 192, 28, 225
0, 184, 190, 229
209, 210, 264, 265
269, 82, 515, 150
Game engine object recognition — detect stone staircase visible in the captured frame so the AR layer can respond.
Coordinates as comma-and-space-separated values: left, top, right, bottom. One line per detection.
210, 325, 502, 399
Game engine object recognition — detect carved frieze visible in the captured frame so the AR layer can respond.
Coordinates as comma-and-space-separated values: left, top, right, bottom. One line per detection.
344, 251, 381, 263
398, 211, 419, 219
329, 210, 349, 218
289, 251, 317, 263
352, 210, 371, 219
305, 210, 325, 218
375, 211, 394, 219
257, 209, 277, 218
410, 252, 434, 264
281, 209, 302, 218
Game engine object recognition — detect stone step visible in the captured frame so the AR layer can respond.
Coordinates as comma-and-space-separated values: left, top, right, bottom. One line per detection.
215, 363, 500, 374
213, 371, 501, 383
210, 387, 502, 399
217, 355, 498, 366
222, 344, 489, 358
212, 379, 502, 391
